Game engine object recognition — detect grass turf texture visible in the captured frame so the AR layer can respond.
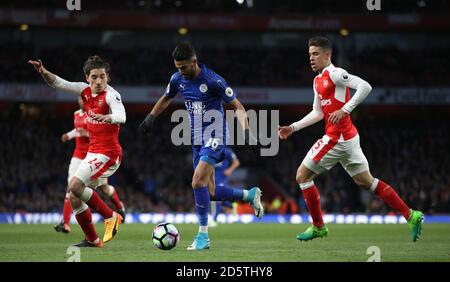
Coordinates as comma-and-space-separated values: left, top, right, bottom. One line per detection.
0, 223, 449, 262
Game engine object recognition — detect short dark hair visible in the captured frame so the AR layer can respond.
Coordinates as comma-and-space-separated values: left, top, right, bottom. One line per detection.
308, 36, 332, 52
172, 42, 196, 61
83, 55, 110, 76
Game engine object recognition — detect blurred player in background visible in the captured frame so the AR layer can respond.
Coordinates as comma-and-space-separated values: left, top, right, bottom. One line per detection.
54, 97, 126, 234
139, 42, 264, 250
209, 147, 240, 227
278, 36, 424, 242
29, 56, 125, 247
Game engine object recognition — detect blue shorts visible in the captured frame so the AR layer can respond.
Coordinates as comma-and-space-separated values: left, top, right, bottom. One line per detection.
192, 144, 226, 169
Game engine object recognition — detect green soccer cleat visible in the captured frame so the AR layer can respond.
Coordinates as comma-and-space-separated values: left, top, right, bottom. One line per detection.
297, 224, 328, 241
408, 209, 424, 242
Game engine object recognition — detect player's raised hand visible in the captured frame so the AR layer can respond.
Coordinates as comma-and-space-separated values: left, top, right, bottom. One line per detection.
28, 59, 47, 74
278, 125, 294, 140
328, 109, 347, 124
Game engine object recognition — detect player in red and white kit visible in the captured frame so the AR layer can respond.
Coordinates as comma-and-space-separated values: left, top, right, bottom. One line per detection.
29, 56, 125, 247
54, 97, 126, 234
278, 37, 424, 242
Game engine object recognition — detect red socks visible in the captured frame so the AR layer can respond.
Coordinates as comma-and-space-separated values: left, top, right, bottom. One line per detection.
301, 184, 324, 228
110, 190, 123, 210
375, 179, 410, 219
62, 198, 72, 224
75, 208, 98, 242
86, 191, 114, 219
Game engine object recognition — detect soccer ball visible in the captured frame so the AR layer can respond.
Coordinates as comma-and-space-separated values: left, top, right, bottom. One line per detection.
152, 222, 180, 250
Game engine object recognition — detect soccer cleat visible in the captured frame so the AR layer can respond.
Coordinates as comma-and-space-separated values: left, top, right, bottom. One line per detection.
73, 238, 103, 248
297, 224, 329, 241
54, 222, 71, 234
103, 212, 123, 243
408, 209, 424, 242
186, 232, 210, 251
248, 187, 264, 218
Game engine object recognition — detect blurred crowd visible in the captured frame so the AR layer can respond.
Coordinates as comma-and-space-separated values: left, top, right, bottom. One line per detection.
0, 107, 448, 214
2, 42, 449, 87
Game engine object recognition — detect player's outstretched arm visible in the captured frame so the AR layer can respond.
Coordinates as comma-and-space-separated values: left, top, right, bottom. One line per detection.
28, 59, 56, 85
280, 88, 324, 138
278, 125, 295, 140
28, 59, 87, 95
139, 95, 173, 134
61, 129, 76, 142
228, 98, 259, 155
228, 98, 249, 131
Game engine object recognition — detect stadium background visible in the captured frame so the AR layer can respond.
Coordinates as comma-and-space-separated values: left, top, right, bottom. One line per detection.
0, 0, 449, 224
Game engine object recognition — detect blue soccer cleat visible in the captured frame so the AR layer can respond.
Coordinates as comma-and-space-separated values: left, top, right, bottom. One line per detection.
187, 232, 210, 251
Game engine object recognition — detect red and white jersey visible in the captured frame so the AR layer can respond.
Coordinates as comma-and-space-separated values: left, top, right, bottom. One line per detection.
72, 110, 89, 159
81, 86, 124, 159
313, 64, 358, 141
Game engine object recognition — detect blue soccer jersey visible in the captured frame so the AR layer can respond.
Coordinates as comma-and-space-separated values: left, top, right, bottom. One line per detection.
165, 63, 236, 168
215, 148, 237, 186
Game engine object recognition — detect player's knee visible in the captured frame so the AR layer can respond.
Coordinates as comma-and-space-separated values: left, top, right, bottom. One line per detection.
99, 184, 108, 194
353, 178, 372, 189
68, 178, 84, 197
296, 171, 311, 184
191, 176, 208, 188
296, 164, 315, 184
69, 193, 82, 208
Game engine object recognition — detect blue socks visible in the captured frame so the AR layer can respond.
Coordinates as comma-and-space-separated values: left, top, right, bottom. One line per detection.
211, 185, 244, 201
193, 186, 210, 227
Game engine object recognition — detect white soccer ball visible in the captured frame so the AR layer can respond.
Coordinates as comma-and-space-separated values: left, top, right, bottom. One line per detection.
152, 222, 180, 250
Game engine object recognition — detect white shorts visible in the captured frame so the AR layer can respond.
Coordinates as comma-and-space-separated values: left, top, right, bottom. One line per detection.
302, 134, 369, 177
73, 152, 120, 188
67, 157, 83, 184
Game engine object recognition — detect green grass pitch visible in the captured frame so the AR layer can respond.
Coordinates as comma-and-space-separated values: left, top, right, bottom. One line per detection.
0, 223, 449, 262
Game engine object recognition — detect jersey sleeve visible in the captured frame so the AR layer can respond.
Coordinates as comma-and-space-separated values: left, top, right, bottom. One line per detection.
66, 128, 77, 139
106, 90, 126, 124
212, 76, 236, 103
329, 67, 372, 113
51, 75, 88, 95
330, 67, 371, 91
164, 74, 179, 99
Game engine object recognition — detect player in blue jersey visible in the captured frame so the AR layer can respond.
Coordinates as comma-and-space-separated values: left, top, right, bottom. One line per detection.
209, 147, 241, 227
139, 42, 264, 250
